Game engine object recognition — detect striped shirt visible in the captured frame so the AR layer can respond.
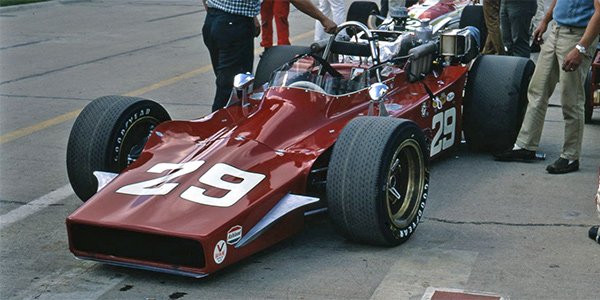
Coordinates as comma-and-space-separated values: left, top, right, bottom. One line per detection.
206, 0, 261, 18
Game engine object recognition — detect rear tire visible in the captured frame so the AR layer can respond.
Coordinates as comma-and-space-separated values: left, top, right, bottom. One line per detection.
66, 95, 171, 201
463, 55, 535, 151
347, 1, 380, 28
254, 45, 311, 88
327, 117, 429, 246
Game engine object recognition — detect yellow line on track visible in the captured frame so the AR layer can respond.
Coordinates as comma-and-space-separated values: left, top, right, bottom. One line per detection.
0, 30, 316, 145
0, 110, 83, 144
123, 64, 214, 97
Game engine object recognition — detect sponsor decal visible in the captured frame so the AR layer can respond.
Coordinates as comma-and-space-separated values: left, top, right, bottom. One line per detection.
390, 181, 428, 240
113, 108, 152, 162
227, 225, 243, 245
447, 92, 455, 102
213, 240, 227, 264
433, 92, 456, 111
421, 102, 428, 117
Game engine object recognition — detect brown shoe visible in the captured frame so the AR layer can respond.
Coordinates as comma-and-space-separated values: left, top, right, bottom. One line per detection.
590, 226, 600, 244
546, 158, 579, 174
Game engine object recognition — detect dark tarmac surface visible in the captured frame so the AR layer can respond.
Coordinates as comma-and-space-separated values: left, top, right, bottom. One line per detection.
1, 1, 599, 299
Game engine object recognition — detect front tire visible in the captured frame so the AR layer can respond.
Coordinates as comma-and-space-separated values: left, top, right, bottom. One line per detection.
66, 95, 171, 201
327, 117, 429, 246
463, 55, 535, 151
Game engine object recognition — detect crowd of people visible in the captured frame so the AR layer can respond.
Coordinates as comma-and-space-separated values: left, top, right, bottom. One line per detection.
483, 0, 599, 242
493, 0, 599, 176
476, 0, 600, 177
201, 0, 600, 171
479, 0, 539, 57
201, 0, 599, 174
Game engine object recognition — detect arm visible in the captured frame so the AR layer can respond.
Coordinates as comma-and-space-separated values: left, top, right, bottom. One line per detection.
532, 0, 557, 45
254, 16, 261, 37
289, 0, 338, 33
576, 0, 600, 50
562, 0, 600, 72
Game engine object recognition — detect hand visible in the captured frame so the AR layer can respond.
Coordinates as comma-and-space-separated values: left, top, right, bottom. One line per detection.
562, 48, 584, 72
254, 16, 261, 38
321, 18, 337, 34
532, 22, 548, 45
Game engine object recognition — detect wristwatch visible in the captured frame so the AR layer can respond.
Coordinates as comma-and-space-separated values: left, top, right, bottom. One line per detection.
575, 44, 586, 54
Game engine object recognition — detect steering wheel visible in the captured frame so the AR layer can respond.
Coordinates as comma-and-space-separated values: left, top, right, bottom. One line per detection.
323, 21, 381, 65
288, 81, 326, 93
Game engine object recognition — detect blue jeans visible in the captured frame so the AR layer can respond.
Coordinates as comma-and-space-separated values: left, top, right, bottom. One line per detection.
203, 9, 255, 111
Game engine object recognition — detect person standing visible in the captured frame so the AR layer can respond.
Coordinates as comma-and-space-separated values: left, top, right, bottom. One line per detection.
480, 0, 505, 55
494, 0, 600, 174
381, 0, 389, 17
500, 0, 537, 58
203, 0, 337, 112
260, 0, 291, 49
315, 0, 345, 41
202, 0, 260, 112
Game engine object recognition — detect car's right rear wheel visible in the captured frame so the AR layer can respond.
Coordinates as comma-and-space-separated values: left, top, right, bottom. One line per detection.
463, 55, 535, 151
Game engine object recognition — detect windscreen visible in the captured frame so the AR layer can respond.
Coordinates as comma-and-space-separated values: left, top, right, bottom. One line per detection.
268, 56, 370, 95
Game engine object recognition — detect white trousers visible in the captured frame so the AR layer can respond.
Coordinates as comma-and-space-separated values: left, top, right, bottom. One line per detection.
532, 0, 545, 29
314, 0, 346, 41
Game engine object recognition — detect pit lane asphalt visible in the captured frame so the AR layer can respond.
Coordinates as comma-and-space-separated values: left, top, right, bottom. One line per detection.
1, 1, 599, 299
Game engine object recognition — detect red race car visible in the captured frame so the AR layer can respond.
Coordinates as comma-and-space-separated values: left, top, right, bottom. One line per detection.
348, 0, 478, 35
590, 167, 600, 244
585, 43, 600, 123
65, 4, 532, 278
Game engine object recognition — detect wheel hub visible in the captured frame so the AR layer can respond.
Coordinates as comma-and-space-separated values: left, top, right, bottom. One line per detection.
386, 139, 424, 228
118, 117, 159, 170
